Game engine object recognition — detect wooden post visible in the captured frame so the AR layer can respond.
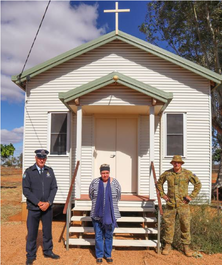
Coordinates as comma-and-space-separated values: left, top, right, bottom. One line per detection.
76, 106, 82, 199
149, 106, 155, 199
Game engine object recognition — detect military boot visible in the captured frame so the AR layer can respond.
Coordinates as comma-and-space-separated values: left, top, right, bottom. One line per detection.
184, 245, 193, 257
162, 243, 171, 255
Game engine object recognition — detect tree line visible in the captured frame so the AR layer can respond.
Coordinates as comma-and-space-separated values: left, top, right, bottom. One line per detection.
1, 143, 22, 167
139, 1, 222, 165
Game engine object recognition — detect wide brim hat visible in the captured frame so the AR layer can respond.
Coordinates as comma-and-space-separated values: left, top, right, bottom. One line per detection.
170, 155, 185, 164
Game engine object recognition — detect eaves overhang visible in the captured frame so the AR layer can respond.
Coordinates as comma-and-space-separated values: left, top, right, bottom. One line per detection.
11, 30, 222, 89
59, 72, 173, 107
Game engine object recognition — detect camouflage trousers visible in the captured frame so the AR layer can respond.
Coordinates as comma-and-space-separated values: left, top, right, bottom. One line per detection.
163, 204, 191, 245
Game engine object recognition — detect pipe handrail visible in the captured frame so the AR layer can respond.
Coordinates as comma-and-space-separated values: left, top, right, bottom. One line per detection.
151, 161, 163, 215
63, 160, 80, 214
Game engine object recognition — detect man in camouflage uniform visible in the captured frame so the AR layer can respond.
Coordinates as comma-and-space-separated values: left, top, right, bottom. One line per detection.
157, 155, 201, 257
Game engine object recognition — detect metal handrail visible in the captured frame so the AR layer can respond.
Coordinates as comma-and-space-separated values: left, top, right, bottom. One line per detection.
63, 160, 80, 214
151, 161, 163, 216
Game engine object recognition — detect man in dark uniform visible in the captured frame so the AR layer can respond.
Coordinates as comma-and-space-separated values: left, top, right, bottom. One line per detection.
22, 149, 60, 265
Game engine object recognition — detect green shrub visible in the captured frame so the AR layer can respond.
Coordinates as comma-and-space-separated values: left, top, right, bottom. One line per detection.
190, 205, 222, 254
161, 205, 222, 254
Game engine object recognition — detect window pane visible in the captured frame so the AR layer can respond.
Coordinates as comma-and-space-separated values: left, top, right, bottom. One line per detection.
167, 114, 183, 134
167, 135, 183, 156
50, 113, 67, 155
51, 114, 67, 133
51, 134, 67, 155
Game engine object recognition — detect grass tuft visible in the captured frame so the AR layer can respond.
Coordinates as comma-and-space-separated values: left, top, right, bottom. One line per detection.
161, 204, 222, 254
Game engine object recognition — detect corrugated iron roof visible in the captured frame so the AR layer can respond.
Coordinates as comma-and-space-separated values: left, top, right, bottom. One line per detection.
12, 30, 222, 89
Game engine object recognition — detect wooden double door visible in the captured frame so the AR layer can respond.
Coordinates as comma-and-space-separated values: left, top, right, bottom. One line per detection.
95, 117, 137, 193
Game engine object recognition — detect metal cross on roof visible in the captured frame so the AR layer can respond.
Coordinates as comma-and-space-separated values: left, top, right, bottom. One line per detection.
104, 2, 130, 35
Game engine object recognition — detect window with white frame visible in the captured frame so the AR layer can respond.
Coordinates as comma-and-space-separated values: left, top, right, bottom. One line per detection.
50, 113, 68, 155
166, 113, 185, 156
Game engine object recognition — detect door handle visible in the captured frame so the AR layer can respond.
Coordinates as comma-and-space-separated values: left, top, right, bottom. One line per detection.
110, 154, 116, 158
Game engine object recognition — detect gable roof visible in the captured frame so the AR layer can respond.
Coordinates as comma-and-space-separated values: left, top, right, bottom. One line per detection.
12, 30, 222, 89
59, 71, 173, 107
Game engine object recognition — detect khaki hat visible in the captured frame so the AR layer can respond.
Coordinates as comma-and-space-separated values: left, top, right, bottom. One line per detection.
170, 155, 184, 164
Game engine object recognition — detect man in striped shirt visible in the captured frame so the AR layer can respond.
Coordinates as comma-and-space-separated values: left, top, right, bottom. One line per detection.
89, 164, 121, 264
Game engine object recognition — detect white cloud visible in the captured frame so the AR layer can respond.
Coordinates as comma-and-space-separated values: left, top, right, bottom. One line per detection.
1, 74, 25, 102
1, 1, 106, 102
1, 126, 24, 144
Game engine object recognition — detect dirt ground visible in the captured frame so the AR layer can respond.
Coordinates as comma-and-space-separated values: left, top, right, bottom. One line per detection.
1, 167, 222, 265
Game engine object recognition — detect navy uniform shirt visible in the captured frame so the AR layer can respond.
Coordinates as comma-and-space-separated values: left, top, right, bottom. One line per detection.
22, 164, 58, 210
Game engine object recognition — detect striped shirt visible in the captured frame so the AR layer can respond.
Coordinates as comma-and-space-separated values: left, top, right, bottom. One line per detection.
89, 177, 121, 219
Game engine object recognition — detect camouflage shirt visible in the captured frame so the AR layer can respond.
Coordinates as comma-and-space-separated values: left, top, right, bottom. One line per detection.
157, 168, 201, 208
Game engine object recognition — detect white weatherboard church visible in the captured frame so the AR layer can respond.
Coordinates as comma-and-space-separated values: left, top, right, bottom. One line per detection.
12, 3, 222, 216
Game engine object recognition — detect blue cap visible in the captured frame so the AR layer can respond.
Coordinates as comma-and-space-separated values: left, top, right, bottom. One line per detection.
35, 149, 49, 158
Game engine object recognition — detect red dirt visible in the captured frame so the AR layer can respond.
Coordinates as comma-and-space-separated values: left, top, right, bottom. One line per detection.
1, 167, 222, 264
2, 221, 222, 265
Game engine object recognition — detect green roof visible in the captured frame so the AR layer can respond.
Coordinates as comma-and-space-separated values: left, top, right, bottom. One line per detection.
12, 30, 222, 88
59, 72, 173, 105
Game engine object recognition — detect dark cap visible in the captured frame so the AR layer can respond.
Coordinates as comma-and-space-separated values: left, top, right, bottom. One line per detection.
100, 164, 110, 172
35, 149, 49, 158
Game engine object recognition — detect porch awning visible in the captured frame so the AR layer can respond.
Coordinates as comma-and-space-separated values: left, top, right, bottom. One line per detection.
59, 72, 173, 108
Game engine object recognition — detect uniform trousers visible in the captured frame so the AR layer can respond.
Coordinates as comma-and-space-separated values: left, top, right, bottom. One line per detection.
92, 219, 115, 258
163, 204, 191, 245
26, 207, 53, 258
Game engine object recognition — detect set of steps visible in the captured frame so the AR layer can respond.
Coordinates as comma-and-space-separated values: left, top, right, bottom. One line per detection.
66, 204, 160, 249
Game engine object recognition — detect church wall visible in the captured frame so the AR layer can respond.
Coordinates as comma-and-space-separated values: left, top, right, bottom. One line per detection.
22, 40, 211, 203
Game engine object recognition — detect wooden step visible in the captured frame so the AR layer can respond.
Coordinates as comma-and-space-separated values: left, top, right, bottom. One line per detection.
68, 238, 159, 247
71, 216, 157, 222
73, 206, 156, 212
69, 227, 157, 234
75, 200, 155, 209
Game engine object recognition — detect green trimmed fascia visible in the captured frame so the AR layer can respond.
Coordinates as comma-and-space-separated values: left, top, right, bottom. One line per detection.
59, 72, 173, 104
11, 31, 117, 86
117, 31, 222, 84
12, 30, 222, 88
59, 97, 73, 112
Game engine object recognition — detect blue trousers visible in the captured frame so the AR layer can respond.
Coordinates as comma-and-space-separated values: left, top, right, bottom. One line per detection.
92, 219, 115, 258
26, 207, 53, 259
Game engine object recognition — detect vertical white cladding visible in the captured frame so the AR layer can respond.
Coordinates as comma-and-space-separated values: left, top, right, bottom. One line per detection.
71, 113, 77, 203
75, 106, 82, 199
154, 115, 161, 178
149, 107, 155, 199
22, 39, 211, 203
138, 114, 161, 198
138, 115, 150, 195
81, 115, 94, 194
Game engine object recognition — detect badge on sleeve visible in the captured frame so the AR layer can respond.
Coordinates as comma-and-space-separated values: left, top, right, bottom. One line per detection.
23, 173, 26, 179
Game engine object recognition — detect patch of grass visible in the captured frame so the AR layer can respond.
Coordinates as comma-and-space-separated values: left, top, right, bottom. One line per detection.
1, 179, 22, 223
161, 205, 222, 254
190, 205, 222, 254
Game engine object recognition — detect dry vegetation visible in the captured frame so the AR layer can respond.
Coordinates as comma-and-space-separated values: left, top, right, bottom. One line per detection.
1, 167, 222, 265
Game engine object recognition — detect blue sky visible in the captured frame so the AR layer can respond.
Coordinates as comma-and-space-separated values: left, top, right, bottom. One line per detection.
1, 0, 167, 156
